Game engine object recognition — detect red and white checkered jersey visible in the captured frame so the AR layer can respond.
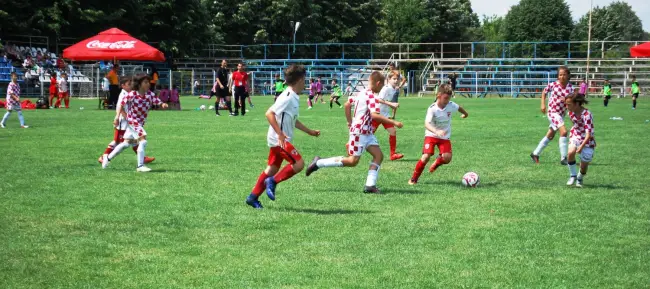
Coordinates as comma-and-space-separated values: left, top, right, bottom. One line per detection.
377, 85, 396, 117
267, 87, 300, 147
115, 89, 130, 129
569, 109, 596, 148
424, 101, 460, 140
121, 90, 162, 128
6, 82, 20, 108
58, 78, 68, 93
348, 89, 380, 135
544, 81, 574, 115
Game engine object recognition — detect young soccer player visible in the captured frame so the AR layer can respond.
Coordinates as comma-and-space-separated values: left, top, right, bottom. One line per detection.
245, 65, 321, 209
530, 66, 574, 165
630, 75, 639, 109
1, 72, 28, 128
48, 71, 58, 108
345, 81, 354, 97
102, 74, 167, 172
58, 72, 70, 109
603, 79, 612, 107
274, 74, 286, 102
98, 76, 155, 164
305, 71, 403, 194
408, 84, 468, 185
565, 93, 596, 188
329, 79, 343, 109
375, 71, 403, 161
307, 78, 316, 109
578, 78, 588, 97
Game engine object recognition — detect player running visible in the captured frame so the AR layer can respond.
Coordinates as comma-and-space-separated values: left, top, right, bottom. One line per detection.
375, 70, 403, 161
329, 79, 343, 110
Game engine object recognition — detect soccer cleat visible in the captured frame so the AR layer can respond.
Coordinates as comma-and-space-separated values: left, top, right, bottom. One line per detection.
530, 153, 540, 164
144, 156, 155, 164
408, 179, 417, 185
308, 106, 313, 110
390, 153, 404, 161
101, 155, 110, 169
20, 125, 29, 129
98, 155, 106, 164
216, 113, 221, 116
363, 186, 382, 194
566, 176, 576, 186
264, 177, 277, 201
575, 179, 583, 188
305, 156, 321, 176
560, 158, 568, 166
0, 123, 5, 128
246, 196, 263, 209
339, 106, 343, 109
250, 104, 254, 108
136, 166, 152, 172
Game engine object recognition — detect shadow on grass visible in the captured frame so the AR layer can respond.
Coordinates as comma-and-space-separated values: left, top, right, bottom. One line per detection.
280, 207, 374, 215
581, 183, 629, 190
148, 169, 203, 173
384, 188, 426, 194
418, 180, 502, 189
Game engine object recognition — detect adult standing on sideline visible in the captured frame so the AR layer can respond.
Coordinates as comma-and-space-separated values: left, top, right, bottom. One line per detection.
215, 60, 232, 116
448, 72, 458, 98
106, 64, 120, 108
149, 67, 159, 93
231, 63, 249, 116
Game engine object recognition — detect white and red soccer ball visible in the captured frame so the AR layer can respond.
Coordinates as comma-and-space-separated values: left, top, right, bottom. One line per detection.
462, 172, 480, 187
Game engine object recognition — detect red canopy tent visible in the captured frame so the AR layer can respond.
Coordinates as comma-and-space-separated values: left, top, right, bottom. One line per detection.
63, 28, 165, 62
630, 42, 650, 58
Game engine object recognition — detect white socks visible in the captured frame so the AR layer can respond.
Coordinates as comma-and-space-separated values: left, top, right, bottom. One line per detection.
577, 172, 584, 181
559, 137, 568, 160
1, 111, 11, 125
568, 161, 577, 177
17, 111, 25, 126
533, 137, 550, 155
137, 140, 147, 167
316, 157, 344, 168
108, 142, 130, 160
365, 163, 381, 187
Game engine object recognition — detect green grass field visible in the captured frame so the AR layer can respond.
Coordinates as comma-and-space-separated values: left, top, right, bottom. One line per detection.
1, 96, 649, 288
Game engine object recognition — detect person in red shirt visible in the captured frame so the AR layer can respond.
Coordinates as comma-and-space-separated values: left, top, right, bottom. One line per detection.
48, 71, 58, 108
231, 63, 249, 116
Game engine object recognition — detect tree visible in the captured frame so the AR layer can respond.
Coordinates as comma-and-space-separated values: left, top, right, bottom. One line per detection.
503, 0, 573, 57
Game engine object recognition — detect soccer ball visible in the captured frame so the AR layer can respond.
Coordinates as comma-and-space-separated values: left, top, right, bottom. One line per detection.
461, 172, 480, 187
200, 105, 206, 111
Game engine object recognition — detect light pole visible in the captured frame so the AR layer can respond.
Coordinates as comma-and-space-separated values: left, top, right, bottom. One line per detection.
292, 21, 301, 53
585, 0, 593, 96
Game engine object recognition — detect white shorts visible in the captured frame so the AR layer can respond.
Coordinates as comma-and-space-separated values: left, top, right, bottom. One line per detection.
569, 139, 595, 163
547, 113, 565, 131
347, 134, 379, 157
115, 119, 128, 130
124, 125, 147, 140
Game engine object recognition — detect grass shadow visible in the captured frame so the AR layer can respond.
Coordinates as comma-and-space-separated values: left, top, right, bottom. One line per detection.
280, 207, 374, 215
385, 188, 426, 194
148, 169, 203, 173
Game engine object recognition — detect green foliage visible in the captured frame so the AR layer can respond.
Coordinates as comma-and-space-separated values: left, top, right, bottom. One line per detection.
571, 1, 644, 42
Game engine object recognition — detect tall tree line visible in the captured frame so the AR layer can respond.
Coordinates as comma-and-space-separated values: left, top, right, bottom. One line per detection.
0, 0, 646, 57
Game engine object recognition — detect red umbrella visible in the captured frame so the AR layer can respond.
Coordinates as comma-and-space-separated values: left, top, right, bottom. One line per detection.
63, 28, 165, 62
630, 42, 650, 58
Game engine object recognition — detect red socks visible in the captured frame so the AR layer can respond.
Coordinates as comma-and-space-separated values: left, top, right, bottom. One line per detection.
430, 157, 444, 172
103, 145, 114, 155
411, 160, 426, 182
274, 165, 298, 184
252, 172, 269, 196
389, 135, 397, 155
64, 98, 70, 108
54, 98, 61, 108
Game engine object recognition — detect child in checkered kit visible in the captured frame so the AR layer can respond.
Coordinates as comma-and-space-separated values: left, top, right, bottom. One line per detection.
530, 66, 574, 165
305, 71, 403, 194
1, 72, 28, 128
565, 93, 596, 188
102, 74, 168, 172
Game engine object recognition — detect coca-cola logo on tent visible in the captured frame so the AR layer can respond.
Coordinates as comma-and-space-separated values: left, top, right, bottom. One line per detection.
86, 40, 137, 49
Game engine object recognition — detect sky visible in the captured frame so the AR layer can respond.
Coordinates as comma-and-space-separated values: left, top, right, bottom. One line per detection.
470, 0, 650, 31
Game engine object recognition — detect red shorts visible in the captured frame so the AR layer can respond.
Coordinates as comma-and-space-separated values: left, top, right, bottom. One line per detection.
113, 129, 126, 143
267, 142, 302, 167
59, 92, 69, 98
371, 120, 394, 132
49, 87, 57, 95
422, 136, 452, 155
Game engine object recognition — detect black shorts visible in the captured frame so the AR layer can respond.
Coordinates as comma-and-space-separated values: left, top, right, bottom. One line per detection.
309, 95, 314, 99
275, 91, 282, 97
578, 93, 585, 97
605, 95, 611, 99
633, 93, 639, 98
216, 86, 230, 98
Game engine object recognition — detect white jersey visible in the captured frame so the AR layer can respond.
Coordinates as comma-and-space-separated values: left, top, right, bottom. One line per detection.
267, 87, 300, 147
116, 89, 130, 129
377, 85, 396, 117
58, 79, 68, 93
424, 101, 460, 140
